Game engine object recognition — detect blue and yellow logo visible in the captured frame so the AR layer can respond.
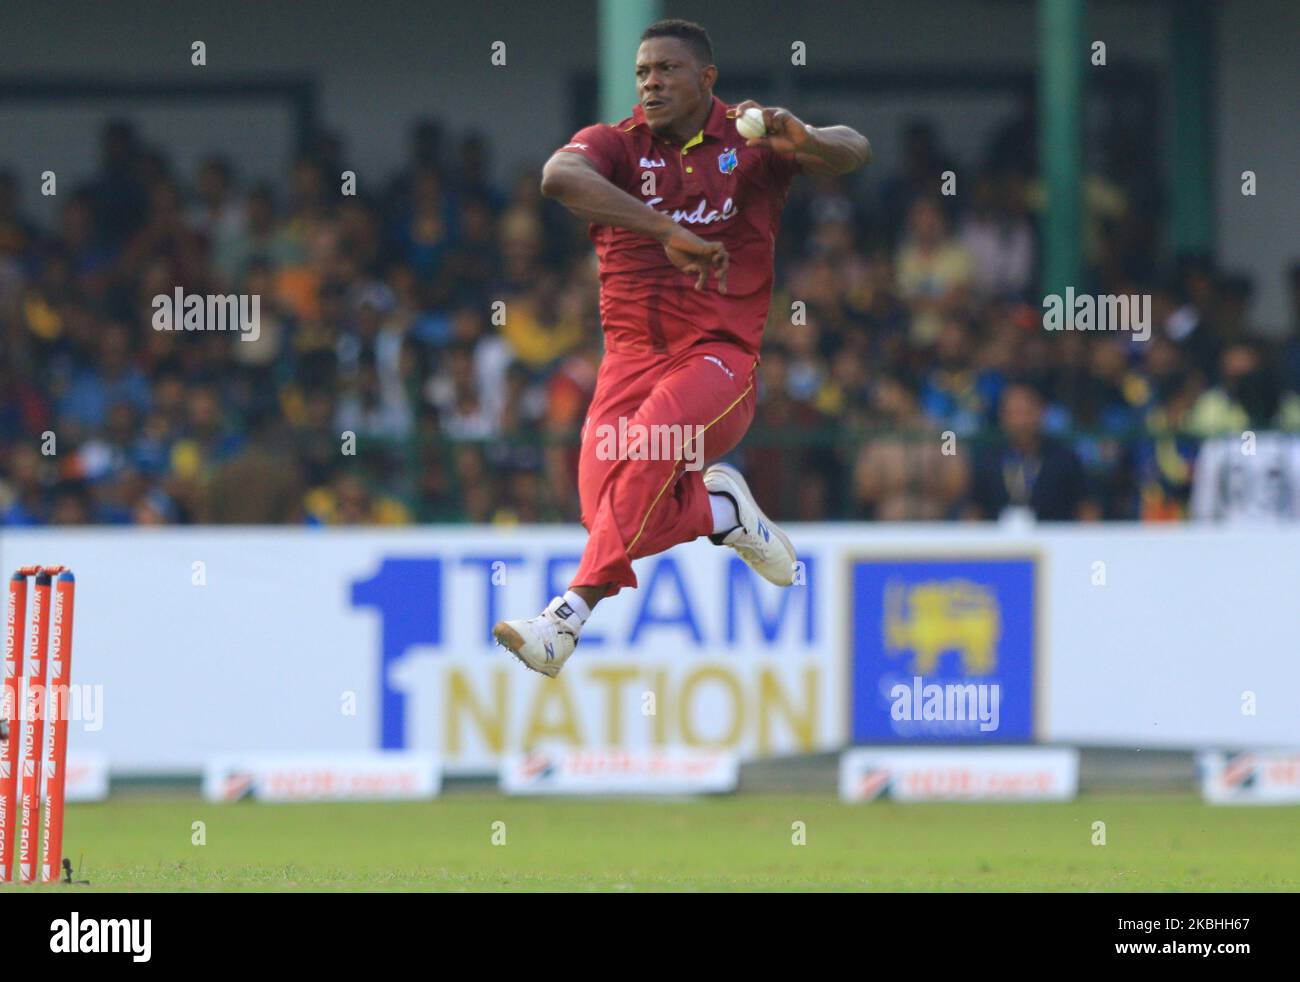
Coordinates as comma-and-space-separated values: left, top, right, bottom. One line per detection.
851, 558, 1036, 742
883, 579, 1001, 675
718, 148, 738, 174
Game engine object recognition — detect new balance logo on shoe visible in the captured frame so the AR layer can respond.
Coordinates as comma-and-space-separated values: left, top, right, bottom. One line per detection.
703, 463, 798, 588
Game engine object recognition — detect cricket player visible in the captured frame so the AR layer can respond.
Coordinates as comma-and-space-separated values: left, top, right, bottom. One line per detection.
493, 19, 872, 675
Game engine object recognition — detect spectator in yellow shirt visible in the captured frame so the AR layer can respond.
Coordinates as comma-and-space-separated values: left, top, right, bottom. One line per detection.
499, 271, 583, 370
896, 198, 973, 346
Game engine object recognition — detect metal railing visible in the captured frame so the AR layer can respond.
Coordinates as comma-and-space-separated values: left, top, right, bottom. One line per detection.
341, 423, 1216, 523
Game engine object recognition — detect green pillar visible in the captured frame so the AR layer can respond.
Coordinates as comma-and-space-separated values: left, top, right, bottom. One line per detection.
1038, 0, 1085, 298
1168, 0, 1214, 253
600, 0, 660, 124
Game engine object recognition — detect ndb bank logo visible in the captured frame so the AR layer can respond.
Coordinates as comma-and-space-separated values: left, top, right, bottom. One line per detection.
850, 558, 1036, 742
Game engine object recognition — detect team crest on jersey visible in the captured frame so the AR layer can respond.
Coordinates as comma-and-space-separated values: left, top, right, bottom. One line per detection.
718, 147, 738, 174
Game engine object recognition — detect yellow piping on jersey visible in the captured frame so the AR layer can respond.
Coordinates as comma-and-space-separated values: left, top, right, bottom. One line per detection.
625, 382, 754, 555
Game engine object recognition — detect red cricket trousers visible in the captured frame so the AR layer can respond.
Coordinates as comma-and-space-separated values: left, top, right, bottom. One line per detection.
572, 340, 757, 595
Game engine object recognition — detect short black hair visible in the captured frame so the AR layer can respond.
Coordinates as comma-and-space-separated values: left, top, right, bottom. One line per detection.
640, 19, 713, 65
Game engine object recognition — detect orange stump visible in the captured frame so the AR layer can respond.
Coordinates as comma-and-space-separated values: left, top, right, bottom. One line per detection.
0, 572, 29, 882
3, 566, 77, 885
40, 571, 75, 882
17, 570, 52, 882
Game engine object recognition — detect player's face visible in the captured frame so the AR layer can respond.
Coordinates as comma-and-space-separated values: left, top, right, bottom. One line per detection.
635, 38, 711, 135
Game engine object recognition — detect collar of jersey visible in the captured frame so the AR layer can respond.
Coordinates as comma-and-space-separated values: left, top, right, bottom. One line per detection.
626, 95, 729, 153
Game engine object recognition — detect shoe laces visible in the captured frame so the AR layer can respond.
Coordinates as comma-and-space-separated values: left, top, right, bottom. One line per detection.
731, 532, 771, 567
541, 608, 576, 640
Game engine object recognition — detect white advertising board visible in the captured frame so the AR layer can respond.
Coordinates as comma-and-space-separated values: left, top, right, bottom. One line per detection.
1198, 750, 1300, 804
500, 748, 739, 796
840, 747, 1080, 802
5, 524, 1300, 775
202, 752, 440, 802
2, 528, 839, 774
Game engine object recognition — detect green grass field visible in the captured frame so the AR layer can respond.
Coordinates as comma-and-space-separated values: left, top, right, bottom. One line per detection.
4, 793, 1297, 892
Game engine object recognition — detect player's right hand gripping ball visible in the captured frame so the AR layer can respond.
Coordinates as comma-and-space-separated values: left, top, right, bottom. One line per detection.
736, 107, 767, 140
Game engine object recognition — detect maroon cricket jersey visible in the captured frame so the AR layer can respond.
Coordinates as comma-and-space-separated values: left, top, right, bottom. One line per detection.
556, 96, 801, 358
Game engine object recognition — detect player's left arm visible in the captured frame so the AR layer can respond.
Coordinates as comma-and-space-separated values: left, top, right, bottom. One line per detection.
728, 101, 872, 176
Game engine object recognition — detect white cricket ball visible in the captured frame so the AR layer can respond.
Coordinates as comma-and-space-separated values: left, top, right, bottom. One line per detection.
735, 107, 767, 140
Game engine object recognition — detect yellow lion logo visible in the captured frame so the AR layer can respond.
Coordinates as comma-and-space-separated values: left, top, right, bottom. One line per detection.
883, 579, 1001, 675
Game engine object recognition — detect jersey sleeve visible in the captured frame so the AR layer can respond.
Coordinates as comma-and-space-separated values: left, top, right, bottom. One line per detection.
765, 148, 803, 189
555, 123, 628, 185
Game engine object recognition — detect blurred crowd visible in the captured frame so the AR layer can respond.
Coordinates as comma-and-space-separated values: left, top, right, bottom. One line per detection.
2, 115, 1299, 527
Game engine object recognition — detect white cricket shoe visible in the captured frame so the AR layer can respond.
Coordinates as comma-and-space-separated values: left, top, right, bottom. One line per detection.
492, 597, 578, 678
704, 462, 798, 587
